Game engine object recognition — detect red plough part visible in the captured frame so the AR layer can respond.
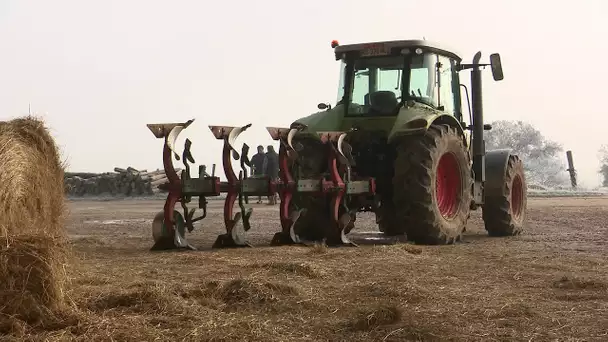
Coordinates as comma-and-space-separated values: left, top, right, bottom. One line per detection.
146, 120, 198, 251
208, 124, 276, 248
266, 126, 376, 246
146, 119, 275, 251
146, 120, 375, 250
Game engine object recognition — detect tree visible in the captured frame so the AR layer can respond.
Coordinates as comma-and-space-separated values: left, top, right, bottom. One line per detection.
484, 120, 568, 187
599, 145, 608, 187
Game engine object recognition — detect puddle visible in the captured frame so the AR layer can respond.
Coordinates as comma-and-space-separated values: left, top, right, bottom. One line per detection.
85, 218, 152, 225
349, 231, 408, 245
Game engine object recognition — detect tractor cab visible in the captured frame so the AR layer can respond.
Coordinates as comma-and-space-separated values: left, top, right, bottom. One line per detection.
329, 40, 464, 121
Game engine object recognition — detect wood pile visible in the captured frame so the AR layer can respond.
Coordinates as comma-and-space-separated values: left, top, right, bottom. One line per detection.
64, 167, 184, 197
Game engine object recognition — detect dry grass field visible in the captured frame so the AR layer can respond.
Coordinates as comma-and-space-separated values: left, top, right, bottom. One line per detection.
2, 196, 607, 341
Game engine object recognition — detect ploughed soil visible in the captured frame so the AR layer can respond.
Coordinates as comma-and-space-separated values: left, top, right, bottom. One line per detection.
6, 197, 608, 341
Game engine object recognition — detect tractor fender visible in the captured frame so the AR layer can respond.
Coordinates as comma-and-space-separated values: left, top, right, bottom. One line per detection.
484, 149, 515, 198
387, 113, 467, 145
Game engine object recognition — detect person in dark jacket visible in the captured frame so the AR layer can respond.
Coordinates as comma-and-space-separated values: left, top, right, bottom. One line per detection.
250, 145, 266, 203
264, 145, 279, 205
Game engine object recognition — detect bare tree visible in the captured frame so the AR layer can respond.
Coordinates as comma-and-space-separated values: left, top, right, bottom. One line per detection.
484, 120, 568, 187
599, 145, 608, 187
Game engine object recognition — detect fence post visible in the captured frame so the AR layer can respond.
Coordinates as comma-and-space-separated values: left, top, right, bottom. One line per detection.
566, 150, 577, 189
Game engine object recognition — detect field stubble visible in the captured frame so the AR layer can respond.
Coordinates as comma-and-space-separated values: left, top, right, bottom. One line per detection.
4, 197, 608, 341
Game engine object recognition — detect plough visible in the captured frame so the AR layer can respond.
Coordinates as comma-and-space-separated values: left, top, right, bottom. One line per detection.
146, 119, 376, 251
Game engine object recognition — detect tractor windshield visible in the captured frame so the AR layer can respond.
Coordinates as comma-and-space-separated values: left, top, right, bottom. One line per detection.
337, 52, 440, 116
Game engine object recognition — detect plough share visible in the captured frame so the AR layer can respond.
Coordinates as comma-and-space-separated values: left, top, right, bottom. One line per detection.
146, 119, 376, 251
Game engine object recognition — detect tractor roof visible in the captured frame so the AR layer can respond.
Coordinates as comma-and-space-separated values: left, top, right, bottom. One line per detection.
333, 39, 462, 62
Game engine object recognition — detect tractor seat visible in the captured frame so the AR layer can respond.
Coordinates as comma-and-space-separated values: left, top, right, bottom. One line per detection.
369, 91, 398, 115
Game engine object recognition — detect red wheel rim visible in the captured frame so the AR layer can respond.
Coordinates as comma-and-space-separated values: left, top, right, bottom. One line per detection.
511, 174, 524, 218
435, 153, 461, 219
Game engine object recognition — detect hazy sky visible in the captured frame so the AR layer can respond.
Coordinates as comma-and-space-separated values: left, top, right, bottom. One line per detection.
0, 0, 606, 187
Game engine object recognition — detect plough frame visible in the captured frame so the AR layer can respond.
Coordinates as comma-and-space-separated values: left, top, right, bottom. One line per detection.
146, 119, 376, 250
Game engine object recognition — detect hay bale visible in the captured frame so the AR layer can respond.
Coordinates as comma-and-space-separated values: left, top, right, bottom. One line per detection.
0, 235, 69, 323
0, 116, 66, 238
0, 116, 69, 326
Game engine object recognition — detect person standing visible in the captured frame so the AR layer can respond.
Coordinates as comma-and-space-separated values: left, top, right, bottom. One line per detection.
264, 145, 280, 205
250, 145, 267, 204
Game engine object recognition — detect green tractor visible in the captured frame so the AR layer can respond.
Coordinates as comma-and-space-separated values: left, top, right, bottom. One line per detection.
269, 39, 527, 245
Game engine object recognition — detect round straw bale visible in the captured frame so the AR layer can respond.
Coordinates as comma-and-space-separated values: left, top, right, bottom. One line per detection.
0, 116, 70, 326
0, 116, 66, 238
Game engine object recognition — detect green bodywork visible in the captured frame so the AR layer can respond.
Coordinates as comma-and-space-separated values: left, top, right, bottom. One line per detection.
291, 102, 466, 145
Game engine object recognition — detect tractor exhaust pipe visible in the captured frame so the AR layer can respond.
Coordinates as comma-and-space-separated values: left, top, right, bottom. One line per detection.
457, 51, 504, 205
470, 52, 485, 184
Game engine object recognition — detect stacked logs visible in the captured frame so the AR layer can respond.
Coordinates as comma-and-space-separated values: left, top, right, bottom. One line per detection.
64, 167, 183, 197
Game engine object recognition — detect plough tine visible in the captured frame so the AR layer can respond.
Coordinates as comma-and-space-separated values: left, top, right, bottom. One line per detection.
336, 132, 356, 167
288, 209, 304, 243
229, 124, 252, 160
286, 128, 302, 157
173, 229, 193, 249
267, 126, 301, 161
167, 125, 187, 160
209, 126, 254, 248
238, 171, 253, 232
147, 119, 197, 251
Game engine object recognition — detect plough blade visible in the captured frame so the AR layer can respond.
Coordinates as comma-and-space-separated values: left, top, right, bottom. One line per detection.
212, 209, 254, 248
270, 208, 306, 246
150, 210, 196, 251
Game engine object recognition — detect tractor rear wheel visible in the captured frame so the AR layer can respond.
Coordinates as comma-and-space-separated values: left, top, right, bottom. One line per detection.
482, 155, 527, 236
382, 124, 472, 244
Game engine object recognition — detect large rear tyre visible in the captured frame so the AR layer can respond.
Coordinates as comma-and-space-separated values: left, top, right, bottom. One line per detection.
482, 155, 527, 236
382, 124, 472, 244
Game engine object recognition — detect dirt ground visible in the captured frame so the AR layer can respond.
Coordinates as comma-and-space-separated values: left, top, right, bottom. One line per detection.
15, 196, 608, 341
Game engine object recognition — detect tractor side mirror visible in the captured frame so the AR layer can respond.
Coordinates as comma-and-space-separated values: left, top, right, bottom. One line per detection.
489, 53, 504, 81
317, 103, 331, 110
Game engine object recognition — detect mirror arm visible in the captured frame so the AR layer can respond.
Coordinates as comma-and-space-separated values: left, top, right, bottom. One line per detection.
456, 63, 490, 72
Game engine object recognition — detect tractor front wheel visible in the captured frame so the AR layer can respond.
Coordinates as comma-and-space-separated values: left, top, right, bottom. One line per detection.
382, 124, 472, 244
482, 155, 527, 236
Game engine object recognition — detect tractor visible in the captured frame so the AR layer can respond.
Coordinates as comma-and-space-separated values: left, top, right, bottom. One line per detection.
146, 39, 527, 250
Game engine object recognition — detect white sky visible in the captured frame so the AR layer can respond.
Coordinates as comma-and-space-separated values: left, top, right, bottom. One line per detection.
0, 0, 606, 187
